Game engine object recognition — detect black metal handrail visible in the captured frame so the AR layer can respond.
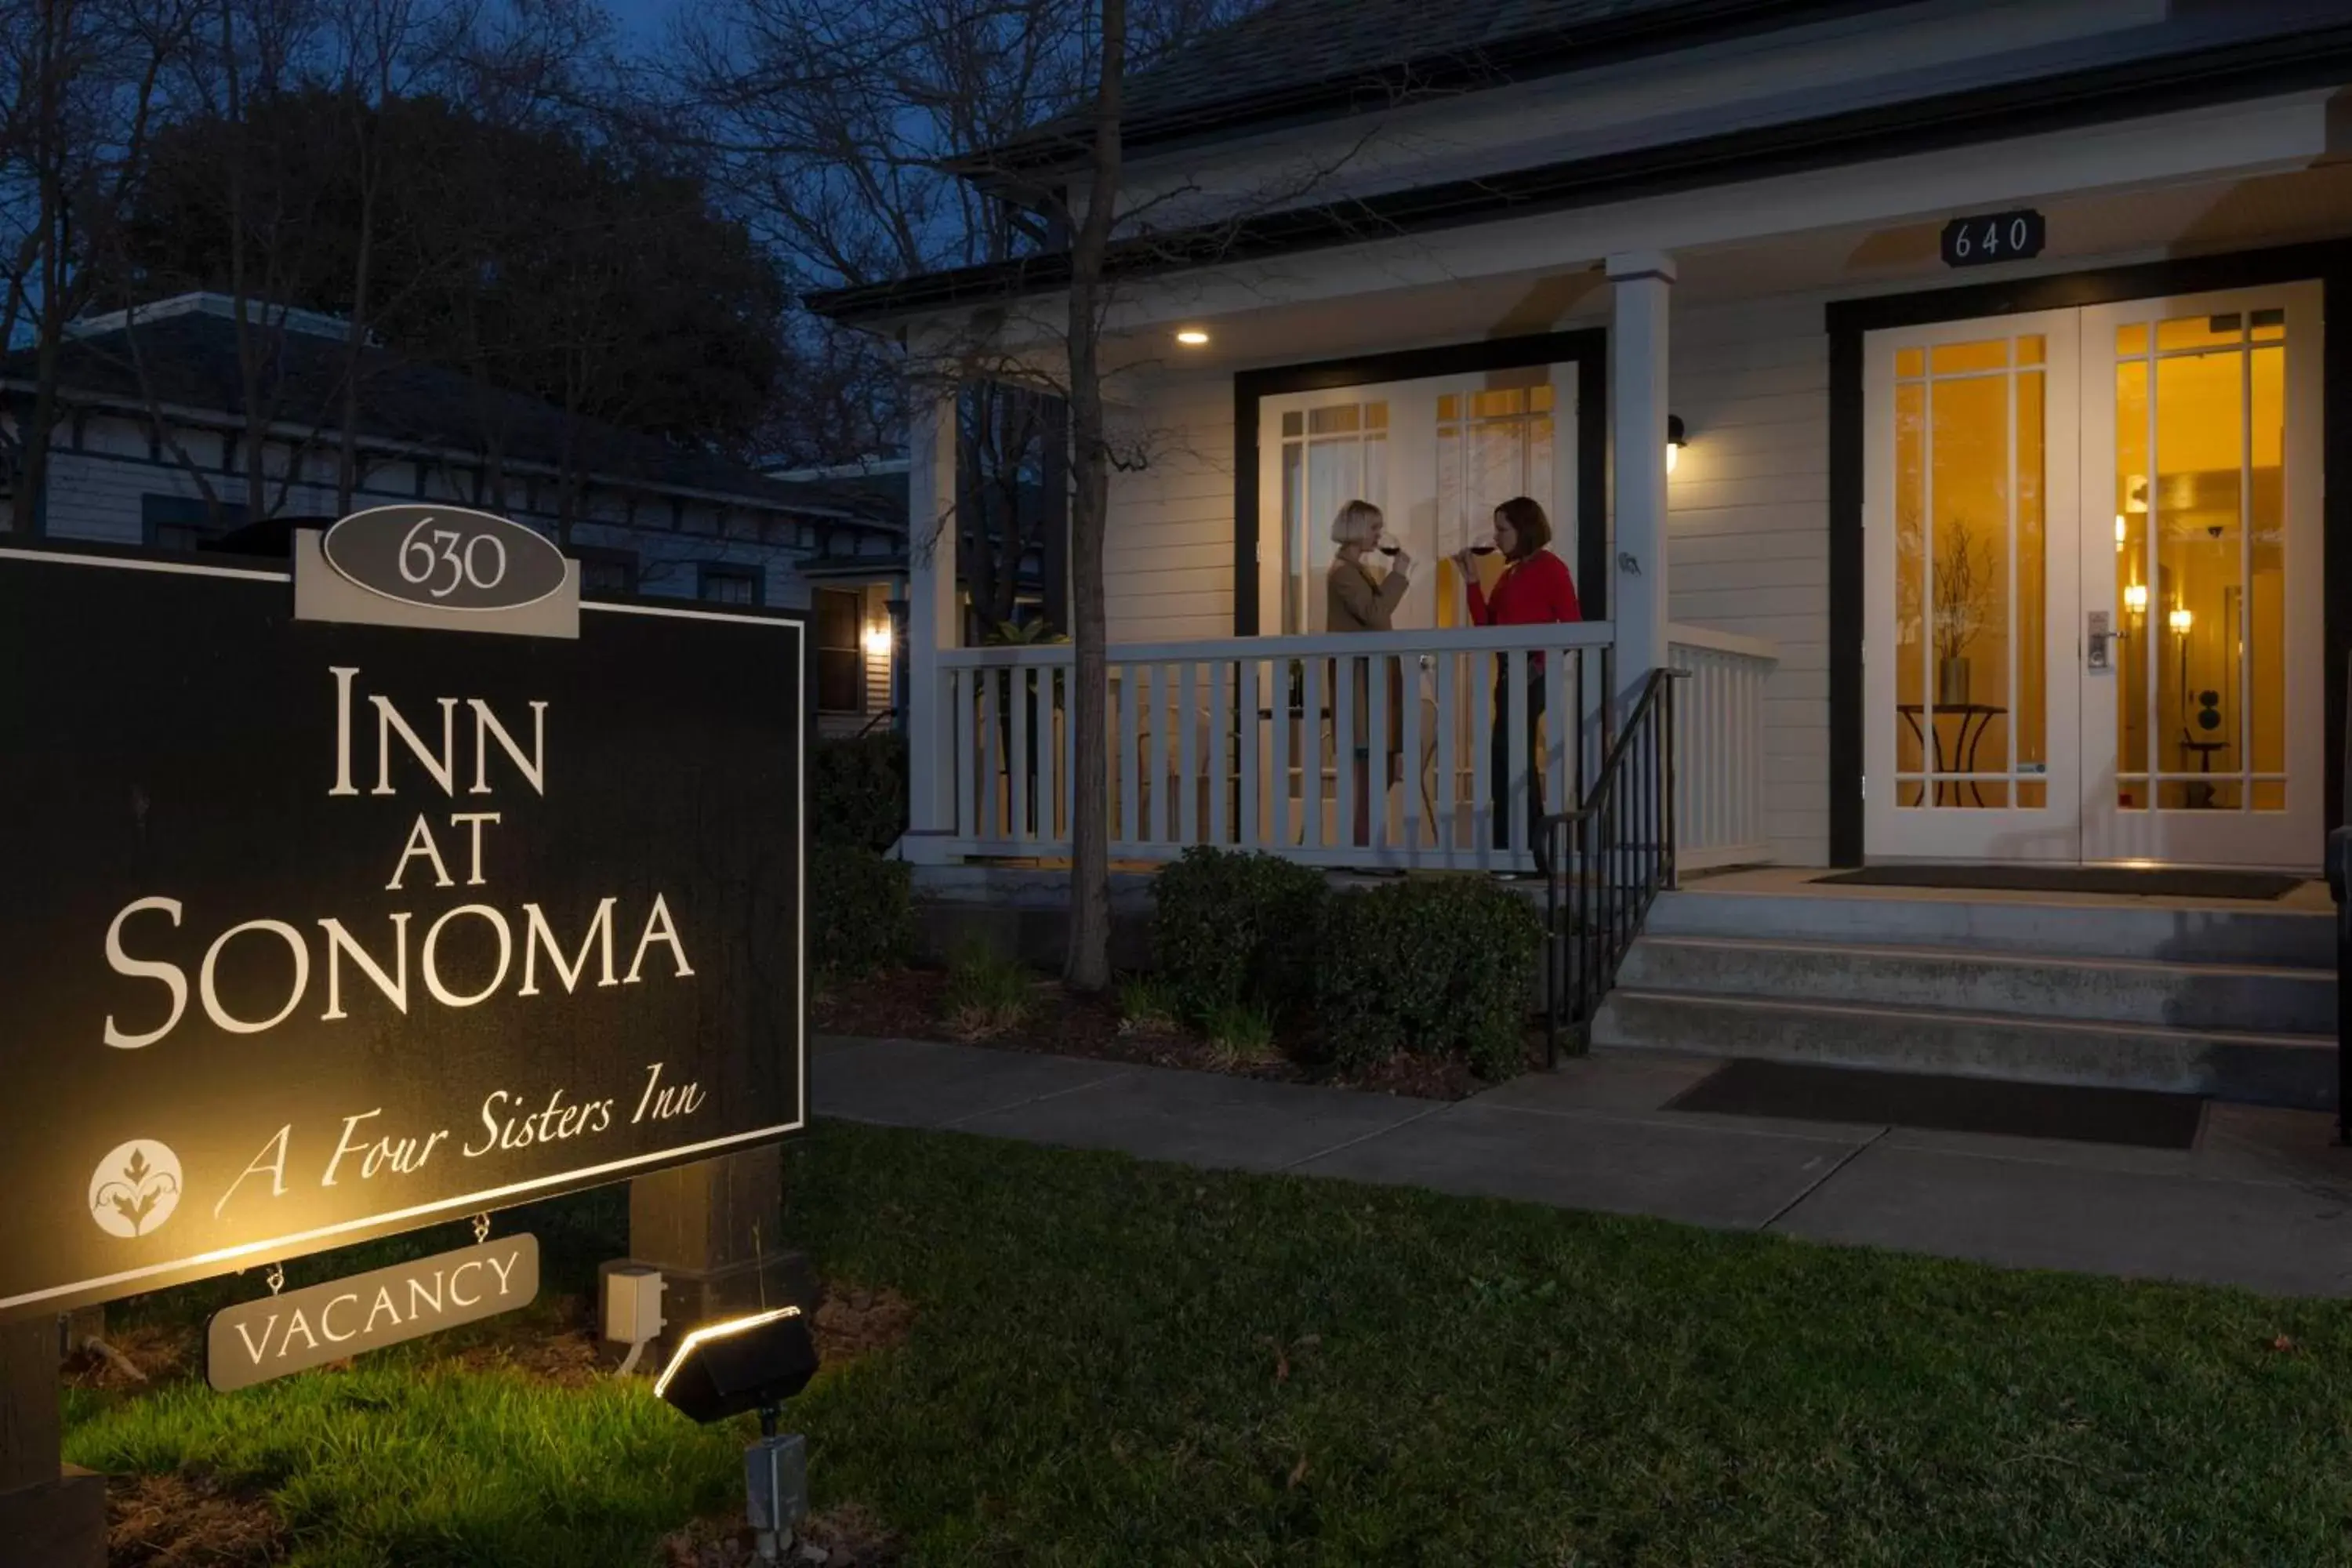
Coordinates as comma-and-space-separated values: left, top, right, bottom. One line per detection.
1541, 666, 1683, 1066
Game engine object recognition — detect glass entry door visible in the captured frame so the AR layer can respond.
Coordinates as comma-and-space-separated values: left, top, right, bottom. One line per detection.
1863, 310, 2083, 862
1864, 284, 2325, 870
2078, 285, 2324, 869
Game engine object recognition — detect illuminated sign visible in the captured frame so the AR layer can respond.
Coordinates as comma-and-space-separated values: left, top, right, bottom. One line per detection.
0, 543, 805, 1323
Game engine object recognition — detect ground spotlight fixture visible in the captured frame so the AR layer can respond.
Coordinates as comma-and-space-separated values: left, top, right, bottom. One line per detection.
656, 1306, 822, 1565
654, 1305, 821, 1428
1665, 414, 1686, 474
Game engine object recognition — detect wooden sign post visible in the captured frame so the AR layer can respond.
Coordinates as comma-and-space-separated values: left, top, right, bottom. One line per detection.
628, 1144, 817, 1349
0, 1317, 103, 1568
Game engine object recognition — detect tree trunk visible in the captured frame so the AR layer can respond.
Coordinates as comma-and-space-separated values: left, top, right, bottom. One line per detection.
18, 2, 66, 536
1062, 0, 1124, 993
338, 152, 377, 515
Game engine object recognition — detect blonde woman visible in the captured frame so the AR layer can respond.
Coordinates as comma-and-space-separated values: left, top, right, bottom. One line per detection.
1326, 499, 1413, 847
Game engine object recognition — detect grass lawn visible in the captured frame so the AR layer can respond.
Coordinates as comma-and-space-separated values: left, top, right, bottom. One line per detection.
66, 1120, 2352, 1566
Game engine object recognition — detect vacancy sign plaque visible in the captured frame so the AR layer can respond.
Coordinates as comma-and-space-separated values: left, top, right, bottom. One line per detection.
0, 546, 806, 1323
207, 1235, 541, 1391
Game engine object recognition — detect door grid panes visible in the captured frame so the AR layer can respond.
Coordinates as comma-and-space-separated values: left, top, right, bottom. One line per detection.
1279, 401, 1388, 633
1434, 380, 1555, 627
1892, 336, 2049, 811
2111, 309, 2287, 815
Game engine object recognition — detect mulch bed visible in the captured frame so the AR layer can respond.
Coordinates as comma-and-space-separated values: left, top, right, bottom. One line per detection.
108, 1472, 287, 1566
814, 967, 1541, 1102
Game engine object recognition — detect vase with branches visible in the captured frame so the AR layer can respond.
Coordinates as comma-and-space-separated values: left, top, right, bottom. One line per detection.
1932, 518, 1991, 706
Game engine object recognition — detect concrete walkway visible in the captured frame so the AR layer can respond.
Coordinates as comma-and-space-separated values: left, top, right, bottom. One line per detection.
815, 1036, 2352, 1298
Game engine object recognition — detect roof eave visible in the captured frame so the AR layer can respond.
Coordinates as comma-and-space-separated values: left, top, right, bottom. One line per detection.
812, 27, 2352, 328
958, 0, 1913, 185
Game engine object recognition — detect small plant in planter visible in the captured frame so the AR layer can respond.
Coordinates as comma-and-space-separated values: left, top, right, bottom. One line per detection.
982, 617, 1068, 834
1201, 1003, 1279, 1069
1115, 976, 1181, 1036
940, 944, 1036, 1040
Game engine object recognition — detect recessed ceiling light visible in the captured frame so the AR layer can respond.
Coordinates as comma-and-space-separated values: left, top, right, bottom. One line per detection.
1174, 328, 1210, 346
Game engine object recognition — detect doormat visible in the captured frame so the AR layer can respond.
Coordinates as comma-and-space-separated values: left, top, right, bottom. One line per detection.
1813, 865, 2302, 900
1665, 1058, 2205, 1149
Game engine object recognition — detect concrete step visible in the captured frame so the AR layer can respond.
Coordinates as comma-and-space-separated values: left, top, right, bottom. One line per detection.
1617, 935, 2337, 1036
1647, 887, 2335, 968
1591, 989, 2336, 1110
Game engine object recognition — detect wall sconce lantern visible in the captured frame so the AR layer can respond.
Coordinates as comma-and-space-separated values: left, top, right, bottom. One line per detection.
2122, 582, 2148, 619
1665, 414, 1687, 474
862, 623, 893, 659
2168, 605, 2194, 637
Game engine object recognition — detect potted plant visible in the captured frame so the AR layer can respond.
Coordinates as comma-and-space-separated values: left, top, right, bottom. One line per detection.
1933, 518, 1990, 707
982, 617, 1068, 833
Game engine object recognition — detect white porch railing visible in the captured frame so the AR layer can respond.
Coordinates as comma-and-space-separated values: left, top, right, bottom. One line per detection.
1668, 626, 1779, 871
919, 622, 1775, 873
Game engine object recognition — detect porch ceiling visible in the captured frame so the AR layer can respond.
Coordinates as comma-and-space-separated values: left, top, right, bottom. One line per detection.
1098, 157, 2352, 380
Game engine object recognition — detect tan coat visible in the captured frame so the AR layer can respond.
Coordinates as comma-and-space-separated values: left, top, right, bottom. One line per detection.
1326, 553, 1406, 754
1326, 552, 1406, 632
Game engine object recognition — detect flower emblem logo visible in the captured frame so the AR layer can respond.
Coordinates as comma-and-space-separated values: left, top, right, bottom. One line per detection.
89, 1140, 183, 1239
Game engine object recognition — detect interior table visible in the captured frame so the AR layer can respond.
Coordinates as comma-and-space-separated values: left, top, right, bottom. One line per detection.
1898, 703, 2009, 807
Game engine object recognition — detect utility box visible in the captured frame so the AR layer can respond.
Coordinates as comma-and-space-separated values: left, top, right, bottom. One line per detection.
600, 1263, 666, 1348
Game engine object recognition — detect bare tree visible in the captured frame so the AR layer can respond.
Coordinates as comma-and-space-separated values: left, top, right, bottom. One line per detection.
1059, 0, 1123, 989
0, 0, 195, 530
322, 0, 480, 513
670, 0, 1428, 989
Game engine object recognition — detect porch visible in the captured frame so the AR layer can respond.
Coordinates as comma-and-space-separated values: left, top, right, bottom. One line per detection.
909, 619, 1775, 873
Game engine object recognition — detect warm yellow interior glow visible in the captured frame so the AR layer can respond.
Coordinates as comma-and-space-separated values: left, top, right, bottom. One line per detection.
652, 1305, 804, 1400
1174, 328, 1210, 346
1890, 332, 2044, 809
2169, 606, 2194, 635
2122, 583, 2148, 615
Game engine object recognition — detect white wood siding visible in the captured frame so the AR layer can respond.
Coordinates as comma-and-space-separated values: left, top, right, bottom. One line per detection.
1666, 299, 1829, 867
1104, 374, 1235, 643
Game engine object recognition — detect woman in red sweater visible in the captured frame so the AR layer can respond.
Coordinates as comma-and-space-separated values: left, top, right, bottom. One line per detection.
1453, 495, 1581, 874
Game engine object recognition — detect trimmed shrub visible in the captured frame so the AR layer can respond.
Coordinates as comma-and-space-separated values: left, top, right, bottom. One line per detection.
813, 732, 908, 852
1316, 877, 1542, 1080
1151, 848, 1330, 1024
809, 842, 913, 977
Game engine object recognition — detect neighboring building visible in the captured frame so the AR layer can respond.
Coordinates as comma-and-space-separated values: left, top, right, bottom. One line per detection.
0, 292, 906, 734
811, 1, 2352, 1102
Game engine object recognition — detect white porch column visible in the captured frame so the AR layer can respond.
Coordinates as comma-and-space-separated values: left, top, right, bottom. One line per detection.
1606, 250, 1675, 688
902, 382, 957, 862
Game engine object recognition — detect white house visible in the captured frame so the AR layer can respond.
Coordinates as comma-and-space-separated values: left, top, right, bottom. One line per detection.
814, 0, 2349, 1105
1, 292, 908, 734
